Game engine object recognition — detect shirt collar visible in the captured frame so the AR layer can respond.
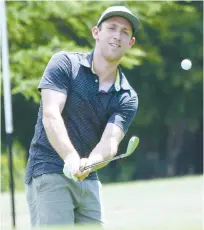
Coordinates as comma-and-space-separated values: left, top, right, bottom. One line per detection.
79, 51, 132, 91
91, 61, 121, 91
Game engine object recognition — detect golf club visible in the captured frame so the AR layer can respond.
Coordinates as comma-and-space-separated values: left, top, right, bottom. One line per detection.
80, 136, 139, 172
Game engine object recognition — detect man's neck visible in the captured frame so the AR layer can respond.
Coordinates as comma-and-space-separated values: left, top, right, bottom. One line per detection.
93, 50, 120, 83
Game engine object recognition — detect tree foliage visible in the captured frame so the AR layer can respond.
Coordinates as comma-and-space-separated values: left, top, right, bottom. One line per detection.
1, 1, 203, 187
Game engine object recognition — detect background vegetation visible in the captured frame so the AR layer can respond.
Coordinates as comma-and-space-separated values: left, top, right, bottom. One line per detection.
1, 1, 203, 191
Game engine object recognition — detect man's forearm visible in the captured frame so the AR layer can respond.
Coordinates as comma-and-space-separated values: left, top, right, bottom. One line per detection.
42, 114, 77, 160
88, 138, 118, 171
88, 154, 109, 171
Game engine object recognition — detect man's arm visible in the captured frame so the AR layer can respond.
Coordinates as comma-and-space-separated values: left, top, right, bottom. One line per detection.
89, 123, 125, 171
75, 123, 124, 180
41, 89, 78, 160
75, 94, 138, 180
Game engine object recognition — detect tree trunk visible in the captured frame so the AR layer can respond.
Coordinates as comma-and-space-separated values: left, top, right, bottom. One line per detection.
166, 120, 185, 176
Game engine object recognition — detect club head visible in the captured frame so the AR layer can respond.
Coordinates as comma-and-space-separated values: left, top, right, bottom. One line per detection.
125, 136, 139, 156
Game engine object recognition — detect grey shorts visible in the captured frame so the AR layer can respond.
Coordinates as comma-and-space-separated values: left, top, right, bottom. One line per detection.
25, 173, 104, 228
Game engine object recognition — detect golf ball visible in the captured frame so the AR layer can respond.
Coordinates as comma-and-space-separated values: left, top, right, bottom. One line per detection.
181, 59, 192, 70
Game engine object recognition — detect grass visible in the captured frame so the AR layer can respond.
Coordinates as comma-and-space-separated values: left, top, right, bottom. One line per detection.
1, 175, 203, 230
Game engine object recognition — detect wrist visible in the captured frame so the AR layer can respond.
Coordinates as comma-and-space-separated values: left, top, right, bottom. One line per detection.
64, 150, 78, 163
89, 154, 104, 164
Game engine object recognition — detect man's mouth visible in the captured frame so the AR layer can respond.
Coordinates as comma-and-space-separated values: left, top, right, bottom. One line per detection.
109, 43, 121, 48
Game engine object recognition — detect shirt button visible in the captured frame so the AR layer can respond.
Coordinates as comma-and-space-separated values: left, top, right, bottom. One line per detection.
95, 79, 98, 83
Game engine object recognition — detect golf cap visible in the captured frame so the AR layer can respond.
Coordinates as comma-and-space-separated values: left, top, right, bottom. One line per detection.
97, 6, 140, 35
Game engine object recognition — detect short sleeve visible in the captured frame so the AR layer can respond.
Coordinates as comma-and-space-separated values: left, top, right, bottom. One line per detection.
38, 51, 72, 95
108, 94, 138, 134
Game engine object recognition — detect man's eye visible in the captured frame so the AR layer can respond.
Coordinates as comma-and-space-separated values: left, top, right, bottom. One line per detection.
109, 27, 115, 30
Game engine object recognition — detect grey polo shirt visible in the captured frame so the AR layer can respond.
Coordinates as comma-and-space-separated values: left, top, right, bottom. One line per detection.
25, 51, 138, 184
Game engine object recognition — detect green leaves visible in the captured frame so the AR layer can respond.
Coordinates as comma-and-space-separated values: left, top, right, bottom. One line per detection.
2, 1, 202, 181
6, 0, 202, 132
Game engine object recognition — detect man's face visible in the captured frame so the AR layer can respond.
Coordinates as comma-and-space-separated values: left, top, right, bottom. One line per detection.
92, 16, 135, 62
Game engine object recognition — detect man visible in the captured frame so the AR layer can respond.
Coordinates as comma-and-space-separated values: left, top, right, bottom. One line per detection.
25, 5, 140, 228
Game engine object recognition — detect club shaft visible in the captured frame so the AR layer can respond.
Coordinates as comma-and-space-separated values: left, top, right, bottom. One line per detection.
80, 136, 139, 172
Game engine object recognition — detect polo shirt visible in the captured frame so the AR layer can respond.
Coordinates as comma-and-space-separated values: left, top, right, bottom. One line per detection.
25, 51, 138, 184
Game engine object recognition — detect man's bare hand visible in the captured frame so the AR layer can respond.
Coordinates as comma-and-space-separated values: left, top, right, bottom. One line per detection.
75, 158, 92, 180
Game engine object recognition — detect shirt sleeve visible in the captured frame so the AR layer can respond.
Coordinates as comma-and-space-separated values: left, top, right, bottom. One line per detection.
108, 94, 138, 134
38, 51, 72, 95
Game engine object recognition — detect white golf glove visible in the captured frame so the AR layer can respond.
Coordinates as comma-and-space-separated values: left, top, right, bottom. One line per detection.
63, 152, 80, 182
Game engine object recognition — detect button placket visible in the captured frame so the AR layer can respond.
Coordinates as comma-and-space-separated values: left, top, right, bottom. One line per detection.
93, 76, 99, 92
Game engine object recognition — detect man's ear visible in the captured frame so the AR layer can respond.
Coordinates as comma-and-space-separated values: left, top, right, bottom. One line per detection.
92, 26, 100, 40
129, 36, 135, 48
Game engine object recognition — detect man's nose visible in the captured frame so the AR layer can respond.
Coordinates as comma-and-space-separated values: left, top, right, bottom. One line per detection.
113, 30, 121, 40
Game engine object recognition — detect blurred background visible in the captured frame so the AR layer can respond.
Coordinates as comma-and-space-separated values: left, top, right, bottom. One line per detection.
0, 1, 203, 229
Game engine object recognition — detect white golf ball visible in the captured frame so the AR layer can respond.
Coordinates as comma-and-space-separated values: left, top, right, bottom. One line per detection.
181, 59, 192, 70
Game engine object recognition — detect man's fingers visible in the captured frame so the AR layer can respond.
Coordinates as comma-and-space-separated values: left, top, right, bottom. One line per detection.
71, 173, 78, 181
78, 158, 89, 174
80, 158, 88, 171
75, 169, 90, 180
80, 158, 88, 166
72, 158, 92, 181
74, 171, 83, 178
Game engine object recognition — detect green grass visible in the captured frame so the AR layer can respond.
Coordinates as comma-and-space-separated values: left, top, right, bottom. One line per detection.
1, 175, 203, 230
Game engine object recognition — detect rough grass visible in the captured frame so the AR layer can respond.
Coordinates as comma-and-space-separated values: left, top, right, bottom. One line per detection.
1, 175, 203, 230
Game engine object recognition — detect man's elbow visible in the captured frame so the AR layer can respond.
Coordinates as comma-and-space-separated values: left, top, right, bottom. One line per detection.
42, 115, 50, 130
42, 112, 58, 130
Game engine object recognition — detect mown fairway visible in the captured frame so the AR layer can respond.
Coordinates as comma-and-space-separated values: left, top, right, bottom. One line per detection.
1, 176, 203, 230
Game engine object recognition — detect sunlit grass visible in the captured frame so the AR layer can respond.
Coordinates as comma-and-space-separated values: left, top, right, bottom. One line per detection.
1, 175, 203, 230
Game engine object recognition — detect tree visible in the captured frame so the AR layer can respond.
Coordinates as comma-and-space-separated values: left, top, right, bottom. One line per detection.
1, 1, 202, 189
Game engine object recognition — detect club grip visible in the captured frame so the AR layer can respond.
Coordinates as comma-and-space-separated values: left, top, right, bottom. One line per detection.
80, 161, 104, 172
79, 154, 125, 172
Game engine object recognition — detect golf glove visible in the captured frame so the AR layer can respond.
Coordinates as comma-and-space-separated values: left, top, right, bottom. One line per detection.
63, 166, 78, 181
63, 152, 80, 182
